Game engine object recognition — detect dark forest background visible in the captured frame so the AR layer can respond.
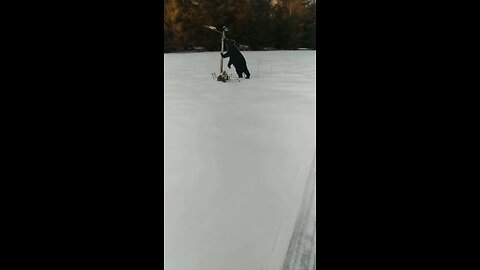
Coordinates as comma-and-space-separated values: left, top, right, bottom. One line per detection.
164, 0, 316, 52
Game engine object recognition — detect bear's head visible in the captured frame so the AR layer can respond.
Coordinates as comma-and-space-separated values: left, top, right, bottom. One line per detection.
224, 39, 236, 50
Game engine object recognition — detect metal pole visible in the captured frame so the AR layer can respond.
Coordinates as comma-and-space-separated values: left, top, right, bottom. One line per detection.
220, 30, 225, 73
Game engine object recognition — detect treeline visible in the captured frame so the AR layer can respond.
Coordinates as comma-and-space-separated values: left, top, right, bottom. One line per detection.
164, 0, 316, 52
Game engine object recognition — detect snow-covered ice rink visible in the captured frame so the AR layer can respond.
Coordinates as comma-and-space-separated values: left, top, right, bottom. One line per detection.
164, 51, 316, 270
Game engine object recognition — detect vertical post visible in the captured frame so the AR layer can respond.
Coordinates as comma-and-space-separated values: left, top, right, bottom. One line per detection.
220, 30, 225, 73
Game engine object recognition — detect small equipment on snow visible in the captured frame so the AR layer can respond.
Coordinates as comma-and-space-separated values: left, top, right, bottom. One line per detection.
216, 71, 229, 82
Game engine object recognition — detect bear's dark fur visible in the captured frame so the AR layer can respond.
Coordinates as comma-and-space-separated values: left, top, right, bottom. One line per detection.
221, 39, 250, 79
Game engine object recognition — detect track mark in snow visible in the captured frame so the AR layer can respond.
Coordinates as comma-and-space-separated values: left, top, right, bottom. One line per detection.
283, 151, 316, 270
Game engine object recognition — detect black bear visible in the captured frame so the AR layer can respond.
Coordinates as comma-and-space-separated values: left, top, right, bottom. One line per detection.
221, 39, 250, 79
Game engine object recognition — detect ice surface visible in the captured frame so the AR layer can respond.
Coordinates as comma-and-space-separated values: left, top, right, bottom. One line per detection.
164, 51, 316, 270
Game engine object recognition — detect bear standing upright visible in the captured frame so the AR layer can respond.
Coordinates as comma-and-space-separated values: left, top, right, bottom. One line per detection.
221, 39, 250, 79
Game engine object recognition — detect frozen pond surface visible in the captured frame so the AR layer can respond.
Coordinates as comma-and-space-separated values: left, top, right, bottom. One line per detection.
164, 51, 316, 270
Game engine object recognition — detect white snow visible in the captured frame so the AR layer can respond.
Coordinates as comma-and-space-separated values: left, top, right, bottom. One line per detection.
164, 51, 316, 270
